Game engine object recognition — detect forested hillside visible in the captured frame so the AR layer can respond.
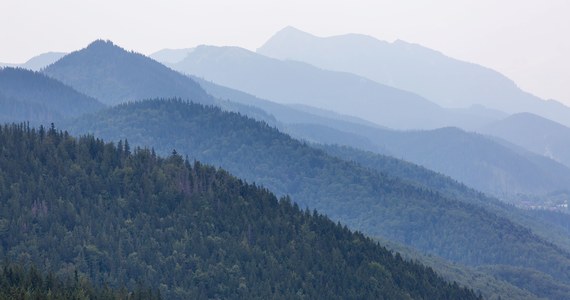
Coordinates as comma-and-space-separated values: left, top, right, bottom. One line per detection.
0, 123, 479, 299
0, 263, 160, 299
0, 67, 104, 123
68, 99, 570, 298
193, 74, 570, 201
318, 144, 570, 255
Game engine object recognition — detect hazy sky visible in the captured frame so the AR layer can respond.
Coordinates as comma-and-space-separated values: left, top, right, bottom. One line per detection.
1, 0, 568, 105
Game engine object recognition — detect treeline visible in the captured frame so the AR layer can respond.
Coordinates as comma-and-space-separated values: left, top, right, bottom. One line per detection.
0, 263, 160, 300
0, 123, 479, 299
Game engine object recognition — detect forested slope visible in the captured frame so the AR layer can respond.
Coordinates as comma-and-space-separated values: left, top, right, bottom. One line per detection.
0, 67, 104, 123
0, 123, 478, 299
0, 263, 160, 300
67, 99, 570, 298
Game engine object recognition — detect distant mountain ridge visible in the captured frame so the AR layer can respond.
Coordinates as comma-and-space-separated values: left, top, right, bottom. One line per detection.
367, 126, 570, 198
258, 26, 570, 128
481, 112, 570, 168
0, 52, 66, 71
43, 40, 212, 106
0, 67, 104, 124
160, 45, 498, 130
191, 75, 388, 153
150, 48, 194, 64
190, 75, 570, 201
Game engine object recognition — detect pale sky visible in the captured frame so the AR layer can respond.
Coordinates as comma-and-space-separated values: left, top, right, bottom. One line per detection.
1, 0, 568, 105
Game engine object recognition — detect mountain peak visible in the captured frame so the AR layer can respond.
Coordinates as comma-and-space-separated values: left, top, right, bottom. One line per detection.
43, 40, 212, 106
258, 26, 316, 53
87, 39, 115, 48
44, 39, 135, 73
82, 39, 125, 56
150, 48, 195, 64
24, 52, 66, 71
258, 27, 392, 61
275, 26, 314, 37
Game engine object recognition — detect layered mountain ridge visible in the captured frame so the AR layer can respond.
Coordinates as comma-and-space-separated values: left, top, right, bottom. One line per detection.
162, 44, 499, 131
258, 26, 570, 129
68, 99, 570, 299
2, 36, 570, 299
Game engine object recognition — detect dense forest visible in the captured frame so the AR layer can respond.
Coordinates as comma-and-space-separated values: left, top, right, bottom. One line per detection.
0, 263, 161, 299
67, 99, 570, 299
0, 123, 479, 299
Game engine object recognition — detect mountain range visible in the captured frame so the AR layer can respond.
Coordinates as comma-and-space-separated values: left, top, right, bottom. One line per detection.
482, 112, 570, 168
2, 35, 570, 299
157, 45, 499, 131
188, 70, 570, 202
13, 38, 562, 208
257, 26, 570, 128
